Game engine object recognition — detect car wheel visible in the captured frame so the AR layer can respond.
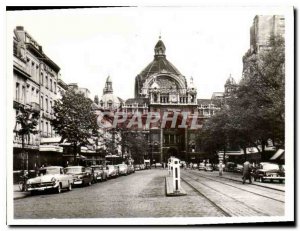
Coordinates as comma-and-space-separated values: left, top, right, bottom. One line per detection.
279, 179, 283, 183
30, 190, 36, 196
68, 182, 72, 191
56, 183, 62, 193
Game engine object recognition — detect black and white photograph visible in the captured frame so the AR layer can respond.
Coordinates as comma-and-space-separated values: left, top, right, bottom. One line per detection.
5, 5, 294, 226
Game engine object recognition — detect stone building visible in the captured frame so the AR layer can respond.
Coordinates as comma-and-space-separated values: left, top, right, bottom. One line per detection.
249, 15, 285, 54
122, 38, 224, 164
243, 15, 285, 79
13, 26, 62, 171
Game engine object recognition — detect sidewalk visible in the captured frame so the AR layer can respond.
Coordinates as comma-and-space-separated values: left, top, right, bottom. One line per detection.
13, 184, 30, 200
216, 171, 285, 192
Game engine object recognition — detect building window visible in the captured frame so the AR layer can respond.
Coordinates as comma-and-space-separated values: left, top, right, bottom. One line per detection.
40, 73, 43, 85
54, 82, 57, 93
170, 134, 174, 144
50, 79, 53, 92
45, 98, 48, 112
46, 122, 48, 136
45, 76, 48, 88
16, 82, 20, 101
41, 96, 44, 110
50, 101, 52, 114
41, 120, 44, 134
21, 85, 25, 104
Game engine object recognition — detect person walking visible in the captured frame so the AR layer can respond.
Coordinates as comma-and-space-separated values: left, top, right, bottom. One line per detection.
242, 160, 252, 184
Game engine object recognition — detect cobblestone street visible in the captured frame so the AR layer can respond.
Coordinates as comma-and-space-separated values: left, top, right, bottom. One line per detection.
14, 168, 285, 219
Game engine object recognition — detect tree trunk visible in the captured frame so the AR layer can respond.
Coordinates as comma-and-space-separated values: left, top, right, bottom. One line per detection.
73, 142, 77, 165
242, 146, 247, 161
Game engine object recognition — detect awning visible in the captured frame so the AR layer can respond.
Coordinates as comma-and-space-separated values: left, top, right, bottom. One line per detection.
39, 145, 63, 153
105, 154, 120, 158
40, 137, 62, 144
270, 149, 285, 160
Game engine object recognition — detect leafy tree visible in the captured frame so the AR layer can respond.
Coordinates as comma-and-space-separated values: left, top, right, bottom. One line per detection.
15, 106, 40, 171
51, 89, 98, 164
238, 35, 285, 149
198, 35, 285, 160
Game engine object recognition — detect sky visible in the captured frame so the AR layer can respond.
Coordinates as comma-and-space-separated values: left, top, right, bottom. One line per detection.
7, 7, 277, 100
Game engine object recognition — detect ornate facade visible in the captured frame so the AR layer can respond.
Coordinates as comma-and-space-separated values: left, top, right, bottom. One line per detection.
122, 38, 227, 164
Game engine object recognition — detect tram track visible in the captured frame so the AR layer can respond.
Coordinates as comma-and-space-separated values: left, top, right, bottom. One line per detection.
181, 174, 270, 216
180, 177, 232, 217
185, 170, 284, 203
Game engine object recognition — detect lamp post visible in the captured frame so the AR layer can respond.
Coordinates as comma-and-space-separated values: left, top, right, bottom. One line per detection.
76, 153, 80, 166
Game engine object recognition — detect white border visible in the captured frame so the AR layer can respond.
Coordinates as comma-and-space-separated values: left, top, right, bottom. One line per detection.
4, 4, 295, 226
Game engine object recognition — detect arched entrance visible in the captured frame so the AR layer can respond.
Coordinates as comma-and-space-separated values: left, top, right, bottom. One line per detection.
165, 147, 178, 162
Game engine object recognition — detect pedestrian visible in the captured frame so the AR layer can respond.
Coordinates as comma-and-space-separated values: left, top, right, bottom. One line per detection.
242, 160, 252, 184
218, 161, 223, 176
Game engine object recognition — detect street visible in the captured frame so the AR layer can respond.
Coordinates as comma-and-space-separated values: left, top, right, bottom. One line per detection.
14, 168, 285, 219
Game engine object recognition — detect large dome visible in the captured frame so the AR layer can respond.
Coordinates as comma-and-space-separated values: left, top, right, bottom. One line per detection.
135, 38, 187, 98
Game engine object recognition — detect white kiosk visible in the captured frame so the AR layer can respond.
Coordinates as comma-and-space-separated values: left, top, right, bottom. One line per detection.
165, 157, 186, 196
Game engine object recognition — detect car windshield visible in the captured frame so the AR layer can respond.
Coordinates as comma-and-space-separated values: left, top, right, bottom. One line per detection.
65, 167, 83, 173
262, 163, 279, 170
39, 167, 61, 175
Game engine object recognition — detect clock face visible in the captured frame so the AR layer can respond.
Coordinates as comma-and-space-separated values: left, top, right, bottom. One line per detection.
171, 94, 177, 102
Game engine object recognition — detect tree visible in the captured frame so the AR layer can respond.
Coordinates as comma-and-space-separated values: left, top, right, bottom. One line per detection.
199, 35, 285, 160
51, 89, 98, 164
15, 106, 40, 171
238, 35, 285, 149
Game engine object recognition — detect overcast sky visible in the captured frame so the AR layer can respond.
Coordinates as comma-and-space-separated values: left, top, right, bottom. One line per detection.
7, 7, 283, 100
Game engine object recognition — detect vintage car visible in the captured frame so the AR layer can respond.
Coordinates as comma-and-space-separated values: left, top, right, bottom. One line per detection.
204, 163, 214, 172
251, 162, 285, 183
234, 164, 243, 173
225, 162, 236, 172
198, 163, 205, 171
26, 166, 73, 194
64, 166, 93, 186
134, 164, 141, 171
118, 164, 128, 175
90, 165, 108, 182
106, 165, 118, 178
127, 165, 135, 174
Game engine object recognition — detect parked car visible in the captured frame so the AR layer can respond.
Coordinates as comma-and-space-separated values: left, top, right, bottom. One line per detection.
26, 166, 73, 194
134, 165, 141, 171
140, 164, 146, 170
106, 165, 118, 178
225, 162, 236, 172
198, 163, 205, 171
204, 163, 213, 172
64, 166, 93, 186
127, 165, 135, 174
151, 163, 162, 167
90, 165, 108, 182
118, 164, 128, 175
180, 161, 186, 168
192, 163, 198, 169
251, 162, 285, 183
234, 164, 243, 173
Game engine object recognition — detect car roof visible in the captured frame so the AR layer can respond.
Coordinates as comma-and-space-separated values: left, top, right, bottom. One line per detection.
39, 166, 62, 169
65, 166, 84, 168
